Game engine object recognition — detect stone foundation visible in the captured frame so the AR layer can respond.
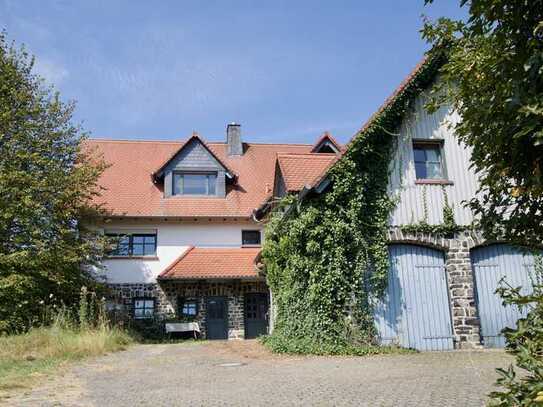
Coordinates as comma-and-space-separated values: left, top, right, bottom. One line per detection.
107, 280, 268, 340
387, 228, 485, 349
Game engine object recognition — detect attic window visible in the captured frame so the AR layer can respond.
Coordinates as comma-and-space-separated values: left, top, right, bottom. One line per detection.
413, 141, 446, 180
173, 173, 217, 196
315, 142, 337, 154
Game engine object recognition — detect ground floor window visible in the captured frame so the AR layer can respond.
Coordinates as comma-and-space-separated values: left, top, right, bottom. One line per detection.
179, 298, 198, 319
133, 298, 155, 319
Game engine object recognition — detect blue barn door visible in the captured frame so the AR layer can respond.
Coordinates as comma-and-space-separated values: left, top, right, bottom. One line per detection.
374, 244, 454, 351
471, 244, 538, 348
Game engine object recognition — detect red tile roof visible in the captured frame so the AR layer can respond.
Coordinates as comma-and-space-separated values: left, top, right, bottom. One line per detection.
85, 139, 313, 218
158, 247, 262, 280
277, 153, 337, 192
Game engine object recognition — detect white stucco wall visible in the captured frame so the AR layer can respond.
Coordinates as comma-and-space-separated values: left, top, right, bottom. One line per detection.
96, 220, 263, 284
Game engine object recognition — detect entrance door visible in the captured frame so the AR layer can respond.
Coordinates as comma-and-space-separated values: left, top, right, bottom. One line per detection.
206, 296, 228, 340
471, 244, 537, 348
244, 293, 269, 339
374, 244, 454, 351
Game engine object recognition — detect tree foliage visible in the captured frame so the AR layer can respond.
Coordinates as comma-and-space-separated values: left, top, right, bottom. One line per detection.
422, 0, 543, 246
423, 2, 543, 404
0, 32, 106, 333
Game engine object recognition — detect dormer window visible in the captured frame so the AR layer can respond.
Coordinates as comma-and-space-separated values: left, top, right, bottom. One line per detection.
311, 132, 341, 154
173, 172, 217, 196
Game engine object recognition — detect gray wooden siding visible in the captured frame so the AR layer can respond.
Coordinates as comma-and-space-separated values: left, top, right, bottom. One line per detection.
163, 139, 226, 197
388, 90, 480, 226
374, 244, 454, 351
471, 244, 539, 348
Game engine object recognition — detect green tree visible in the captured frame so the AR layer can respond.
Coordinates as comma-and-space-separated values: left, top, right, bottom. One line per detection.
423, 0, 543, 247
0, 32, 106, 333
423, 2, 543, 404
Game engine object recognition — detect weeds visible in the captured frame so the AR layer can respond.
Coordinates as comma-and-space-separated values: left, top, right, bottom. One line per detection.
0, 287, 133, 394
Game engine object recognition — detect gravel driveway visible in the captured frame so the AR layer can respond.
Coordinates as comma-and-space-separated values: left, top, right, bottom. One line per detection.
4, 341, 511, 406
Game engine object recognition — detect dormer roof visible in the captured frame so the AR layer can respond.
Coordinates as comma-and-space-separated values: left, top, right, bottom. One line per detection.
152, 133, 235, 181
276, 153, 336, 193
310, 132, 342, 154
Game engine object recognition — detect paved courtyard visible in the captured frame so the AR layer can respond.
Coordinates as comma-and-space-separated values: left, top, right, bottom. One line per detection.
5, 341, 511, 406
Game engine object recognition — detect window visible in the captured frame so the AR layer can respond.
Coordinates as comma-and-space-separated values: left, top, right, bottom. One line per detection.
413, 142, 445, 180
132, 235, 157, 256
106, 233, 157, 257
134, 298, 155, 319
173, 173, 217, 196
242, 230, 261, 246
179, 298, 198, 318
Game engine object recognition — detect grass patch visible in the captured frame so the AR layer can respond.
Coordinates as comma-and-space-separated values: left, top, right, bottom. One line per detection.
0, 324, 133, 393
260, 335, 414, 356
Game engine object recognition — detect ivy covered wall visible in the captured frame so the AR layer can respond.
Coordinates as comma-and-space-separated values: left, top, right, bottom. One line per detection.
262, 55, 445, 353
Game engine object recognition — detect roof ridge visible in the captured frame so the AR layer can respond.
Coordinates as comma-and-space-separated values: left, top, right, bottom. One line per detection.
87, 138, 314, 146
87, 138, 183, 144
277, 152, 337, 157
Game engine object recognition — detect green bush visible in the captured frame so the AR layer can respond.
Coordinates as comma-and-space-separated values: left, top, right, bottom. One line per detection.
489, 256, 543, 406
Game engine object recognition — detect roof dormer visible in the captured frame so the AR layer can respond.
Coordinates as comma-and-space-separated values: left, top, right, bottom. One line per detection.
311, 131, 341, 154
153, 133, 235, 198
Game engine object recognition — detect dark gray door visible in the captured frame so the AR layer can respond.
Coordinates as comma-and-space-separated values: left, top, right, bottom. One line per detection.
206, 296, 228, 340
245, 293, 269, 339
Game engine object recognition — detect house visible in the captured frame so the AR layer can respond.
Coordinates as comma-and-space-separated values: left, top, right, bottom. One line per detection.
86, 125, 341, 339
262, 57, 539, 351
89, 58, 537, 349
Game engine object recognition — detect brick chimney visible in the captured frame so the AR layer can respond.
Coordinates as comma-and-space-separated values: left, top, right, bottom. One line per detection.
226, 123, 243, 156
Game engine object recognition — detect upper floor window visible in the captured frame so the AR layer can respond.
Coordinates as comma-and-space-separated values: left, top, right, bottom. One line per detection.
242, 230, 261, 246
413, 141, 445, 180
106, 233, 157, 257
173, 172, 217, 196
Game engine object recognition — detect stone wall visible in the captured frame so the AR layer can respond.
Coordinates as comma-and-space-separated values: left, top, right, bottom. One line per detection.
107, 280, 268, 340
387, 228, 486, 349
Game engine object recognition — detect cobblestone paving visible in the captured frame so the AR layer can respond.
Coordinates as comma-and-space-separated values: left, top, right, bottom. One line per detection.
4, 341, 511, 407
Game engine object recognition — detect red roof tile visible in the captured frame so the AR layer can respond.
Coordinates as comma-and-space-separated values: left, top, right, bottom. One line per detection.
85, 139, 313, 218
277, 153, 337, 192
158, 247, 262, 280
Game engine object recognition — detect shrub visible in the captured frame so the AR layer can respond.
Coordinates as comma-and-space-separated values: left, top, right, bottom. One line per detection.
488, 255, 543, 406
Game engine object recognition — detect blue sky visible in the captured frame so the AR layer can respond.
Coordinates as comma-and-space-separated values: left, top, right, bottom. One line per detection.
1, 1, 466, 144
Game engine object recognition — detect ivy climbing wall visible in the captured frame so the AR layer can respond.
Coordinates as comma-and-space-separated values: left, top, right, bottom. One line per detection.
262, 55, 447, 352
